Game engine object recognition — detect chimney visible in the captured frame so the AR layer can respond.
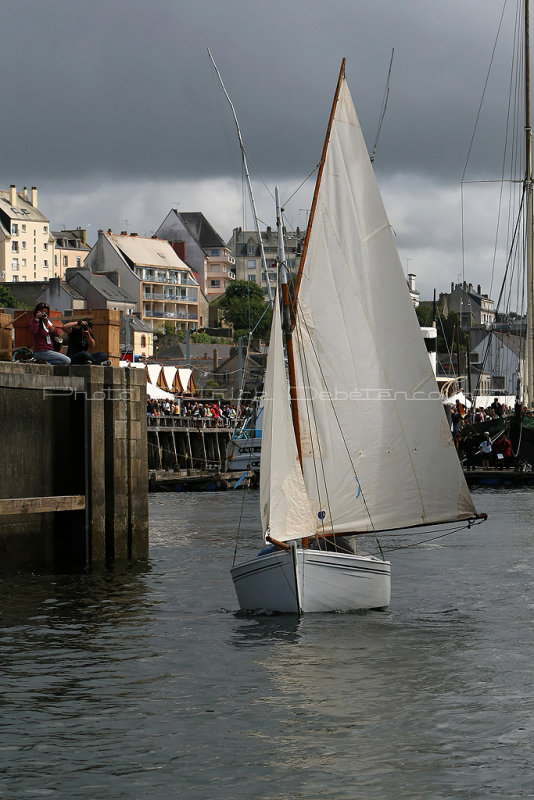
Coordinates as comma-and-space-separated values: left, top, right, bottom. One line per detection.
75, 228, 87, 245
477, 284, 481, 295
468, 283, 473, 292
31, 186, 38, 207
407, 273, 416, 292
107, 229, 113, 235
9, 185, 16, 205
106, 271, 121, 287
170, 240, 186, 261
23, 186, 28, 201
213, 348, 218, 370
451, 282, 454, 292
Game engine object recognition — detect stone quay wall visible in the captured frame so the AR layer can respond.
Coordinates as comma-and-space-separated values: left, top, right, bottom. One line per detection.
0, 362, 148, 570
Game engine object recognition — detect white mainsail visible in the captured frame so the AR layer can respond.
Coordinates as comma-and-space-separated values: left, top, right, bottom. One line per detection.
292, 77, 475, 533
260, 287, 317, 542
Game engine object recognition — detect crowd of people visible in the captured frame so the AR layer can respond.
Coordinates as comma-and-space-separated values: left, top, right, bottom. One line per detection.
147, 399, 255, 428
451, 396, 531, 471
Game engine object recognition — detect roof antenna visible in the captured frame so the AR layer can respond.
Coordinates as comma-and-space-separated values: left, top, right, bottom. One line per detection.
370, 48, 395, 164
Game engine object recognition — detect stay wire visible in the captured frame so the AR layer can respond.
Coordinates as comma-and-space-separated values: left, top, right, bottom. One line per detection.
293, 297, 384, 558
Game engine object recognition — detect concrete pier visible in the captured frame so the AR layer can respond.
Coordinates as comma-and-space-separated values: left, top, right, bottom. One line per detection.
0, 362, 148, 570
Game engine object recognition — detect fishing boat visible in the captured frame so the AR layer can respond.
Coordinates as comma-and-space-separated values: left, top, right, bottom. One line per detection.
231, 60, 485, 614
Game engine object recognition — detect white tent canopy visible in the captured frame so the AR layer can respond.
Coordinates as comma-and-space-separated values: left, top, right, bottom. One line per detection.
146, 382, 174, 400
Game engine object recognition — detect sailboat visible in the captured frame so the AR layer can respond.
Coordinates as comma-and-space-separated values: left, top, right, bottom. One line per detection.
231, 60, 485, 614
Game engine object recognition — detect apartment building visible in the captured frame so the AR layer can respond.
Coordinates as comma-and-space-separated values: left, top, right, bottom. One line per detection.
156, 210, 235, 298
52, 228, 90, 278
0, 185, 53, 283
85, 230, 200, 331
227, 225, 306, 298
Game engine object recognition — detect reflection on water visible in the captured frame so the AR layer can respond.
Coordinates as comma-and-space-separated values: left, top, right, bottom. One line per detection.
0, 489, 533, 799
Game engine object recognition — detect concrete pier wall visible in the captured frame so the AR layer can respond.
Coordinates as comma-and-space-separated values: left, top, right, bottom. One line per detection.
0, 362, 148, 570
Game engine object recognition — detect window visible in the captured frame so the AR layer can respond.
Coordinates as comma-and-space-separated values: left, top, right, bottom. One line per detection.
12, 275, 18, 282
21, 258, 26, 267
54, 255, 58, 266
43, 243, 48, 251
11, 223, 18, 235
11, 242, 18, 252
21, 224, 26, 232
43, 225, 48, 234
22, 241, 26, 250
248, 275, 256, 283
76, 257, 81, 267
247, 259, 255, 269
210, 280, 220, 288
140, 335, 146, 347
248, 245, 255, 255
210, 248, 220, 256
63, 256, 68, 266
44, 260, 48, 267
11, 258, 18, 269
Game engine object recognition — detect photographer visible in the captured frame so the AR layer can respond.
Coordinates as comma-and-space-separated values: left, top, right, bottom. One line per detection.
66, 318, 111, 366
29, 302, 72, 365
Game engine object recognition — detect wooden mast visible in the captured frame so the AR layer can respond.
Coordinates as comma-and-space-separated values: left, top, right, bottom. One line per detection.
525, 0, 534, 406
284, 59, 347, 463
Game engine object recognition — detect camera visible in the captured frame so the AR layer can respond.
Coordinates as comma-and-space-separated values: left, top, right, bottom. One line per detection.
40, 312, 48, 319
81, 321, 89, 329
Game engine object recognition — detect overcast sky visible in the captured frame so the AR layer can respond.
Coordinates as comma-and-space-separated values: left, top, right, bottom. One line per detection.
0, 0, 524, 300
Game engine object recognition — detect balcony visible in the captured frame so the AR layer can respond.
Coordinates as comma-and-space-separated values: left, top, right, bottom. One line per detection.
143, 308, 198, 321
140, 274, 198, 286
143, 290, 198, 302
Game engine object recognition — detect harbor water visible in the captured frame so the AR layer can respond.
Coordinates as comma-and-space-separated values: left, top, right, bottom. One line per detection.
1, 488, 533, 799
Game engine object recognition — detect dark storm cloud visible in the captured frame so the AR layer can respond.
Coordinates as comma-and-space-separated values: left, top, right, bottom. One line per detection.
0, 0, 518, 188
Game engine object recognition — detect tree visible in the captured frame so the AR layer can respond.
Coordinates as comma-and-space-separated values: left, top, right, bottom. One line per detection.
219, 280, 272, 339
0, 285, 20, 308
416, 302, 466, 352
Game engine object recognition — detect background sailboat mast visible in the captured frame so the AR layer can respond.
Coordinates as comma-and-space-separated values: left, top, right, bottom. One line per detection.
208, 49, 274, 305
525, 0, 534, 406
275, 185, 302, 460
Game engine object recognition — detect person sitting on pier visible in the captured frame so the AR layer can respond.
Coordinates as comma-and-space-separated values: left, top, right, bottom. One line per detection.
66, 319, 111, 366
30, 303, 72, 365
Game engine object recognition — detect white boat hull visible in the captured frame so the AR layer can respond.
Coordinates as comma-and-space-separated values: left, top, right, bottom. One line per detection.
225, 437, 262, 473
231, 547, 391, 613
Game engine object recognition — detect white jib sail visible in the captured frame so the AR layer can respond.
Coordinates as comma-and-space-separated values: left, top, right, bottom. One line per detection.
293, 77, 475, 533
260, 287, 317, 542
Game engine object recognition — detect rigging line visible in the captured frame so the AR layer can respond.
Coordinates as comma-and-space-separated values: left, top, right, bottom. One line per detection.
474, 192, 527, 394
232, 475, 252, 568
370, 47, 395, 164
489, 27, 519, 300
461, 178, 523, 184
379, 520, 484, 553
294, 298, 378, 542
292, 313, 334, 540
249, 301, 271, 336
461, 0, 508, 182
282, 163, 321, 208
